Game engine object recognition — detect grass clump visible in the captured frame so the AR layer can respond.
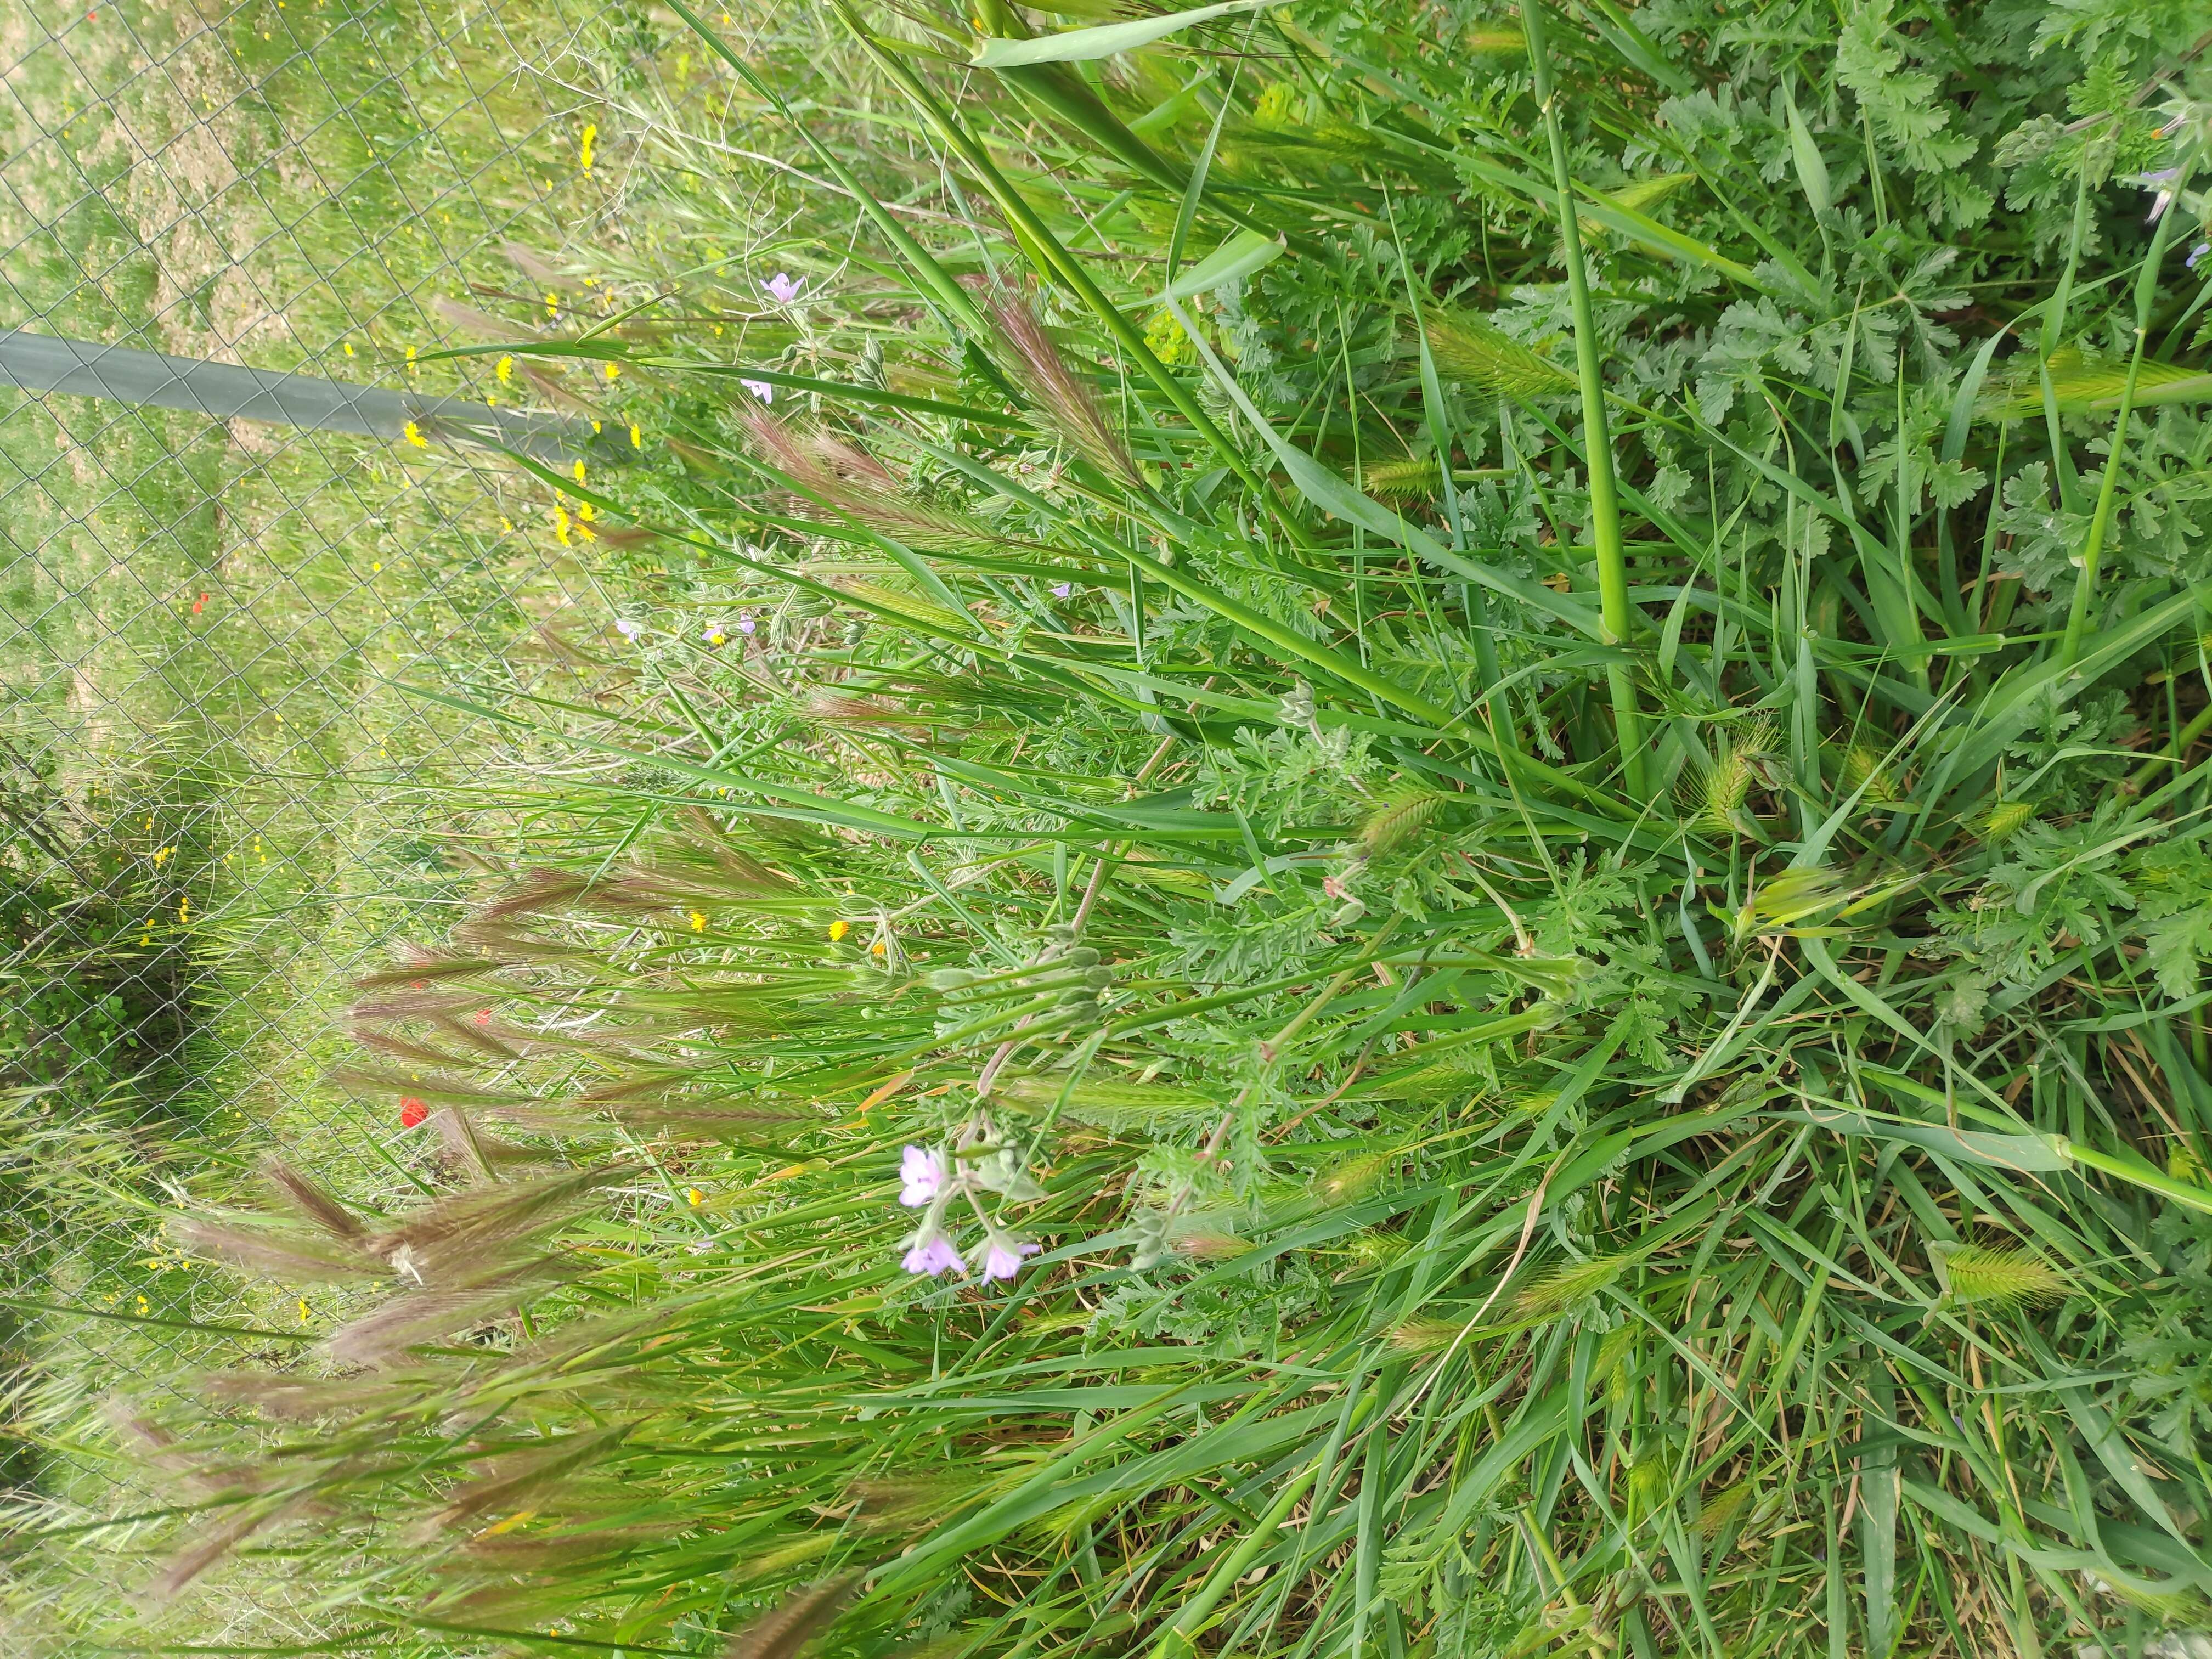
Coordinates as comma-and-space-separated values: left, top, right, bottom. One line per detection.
17, 2, 2212, 1657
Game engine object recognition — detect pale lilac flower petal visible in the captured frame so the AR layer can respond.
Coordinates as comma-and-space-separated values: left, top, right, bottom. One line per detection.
903, 1234, 962, 1276
737, 613, 757, 635
2136, 168, 2182, 223
977, 1238, 1041, 1283
741, 378, 775, 403
899, 1145, 944, 1207
2190, 242, 2209, 271
615, 618, 642, 640
763, 273, 803, 304
1051, 582, 1072, 599
703, 623, 726, 645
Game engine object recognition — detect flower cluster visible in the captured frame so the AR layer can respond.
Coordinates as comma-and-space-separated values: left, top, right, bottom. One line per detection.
896, 1144, 1041, 1284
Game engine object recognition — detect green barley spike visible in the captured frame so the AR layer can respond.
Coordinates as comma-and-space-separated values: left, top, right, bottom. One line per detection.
1933, 1244, 2066, 1310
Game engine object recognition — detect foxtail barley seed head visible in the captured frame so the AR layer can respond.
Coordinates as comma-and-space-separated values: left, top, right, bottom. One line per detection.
1424, 309, 1577, 399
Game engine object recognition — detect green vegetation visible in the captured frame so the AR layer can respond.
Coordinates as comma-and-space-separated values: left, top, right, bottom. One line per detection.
10, 1, 2212, 1657
1, 0, 611, 1643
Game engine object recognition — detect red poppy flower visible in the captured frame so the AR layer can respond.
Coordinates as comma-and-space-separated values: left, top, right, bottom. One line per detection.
399, 1097, 428, 1128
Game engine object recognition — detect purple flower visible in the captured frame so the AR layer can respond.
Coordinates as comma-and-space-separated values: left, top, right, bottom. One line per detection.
2191, 242, 2209, 271
762, 272, 803, 304
736, 613, 757, 635
703, 623, 727, 645
899, 1145, 944, 1207
977, 1237, 1040, 1283
903, 1234, 962, 1276
2140, 169, 2182, 222
741, 378, 774, 403
1051, 582, 1072, 599
615, 618, 642, 640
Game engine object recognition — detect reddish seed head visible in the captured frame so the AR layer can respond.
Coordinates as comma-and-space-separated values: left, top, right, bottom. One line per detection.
399, 1097, 428, 1128
473, 1008, 491, 1025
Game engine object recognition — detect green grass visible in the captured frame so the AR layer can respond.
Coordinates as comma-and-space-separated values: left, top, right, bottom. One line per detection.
12, 2, 2212, 1657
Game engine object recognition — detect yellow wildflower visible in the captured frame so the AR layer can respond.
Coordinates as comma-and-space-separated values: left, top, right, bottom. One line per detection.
545, 291, 560, 318
1144, 308, 1194, 366
403, 420, 427, 448
572, 459, 587, 485
298, 1297, 310, 1324
551, 506, 573, 546
604, 362, 619, 381
629, 423, 642, 449
579, 122, 596, 173
828, 919, 851, 941
686, 1188, 705, 1207
405, 344, 418, 373
495, 354, 514, 384
690, 910, 706, 932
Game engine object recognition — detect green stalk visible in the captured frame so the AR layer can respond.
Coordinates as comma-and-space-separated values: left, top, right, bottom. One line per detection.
2039, 164, 2095, 517
1523, 0, 1646, 795
2058, 164, 2190, 673
1148, 1457, 1324, 1659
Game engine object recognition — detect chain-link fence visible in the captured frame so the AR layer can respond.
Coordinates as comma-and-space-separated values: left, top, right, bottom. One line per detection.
1, 0, 627, 1640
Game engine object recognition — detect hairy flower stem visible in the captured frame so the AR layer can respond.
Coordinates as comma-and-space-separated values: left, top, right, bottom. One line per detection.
2058, 162, 2191, 673
1523, 0, 1646, 797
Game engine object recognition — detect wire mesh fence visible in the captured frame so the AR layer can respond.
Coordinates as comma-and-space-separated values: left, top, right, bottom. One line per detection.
1, 0, 620, 1638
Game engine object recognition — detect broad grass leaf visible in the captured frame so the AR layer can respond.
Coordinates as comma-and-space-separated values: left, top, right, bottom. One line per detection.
1155, 227, 1285, 303
973, 0, 1291, 66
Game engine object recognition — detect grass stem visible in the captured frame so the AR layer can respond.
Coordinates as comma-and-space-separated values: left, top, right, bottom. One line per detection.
1522, 0, 1646, 794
